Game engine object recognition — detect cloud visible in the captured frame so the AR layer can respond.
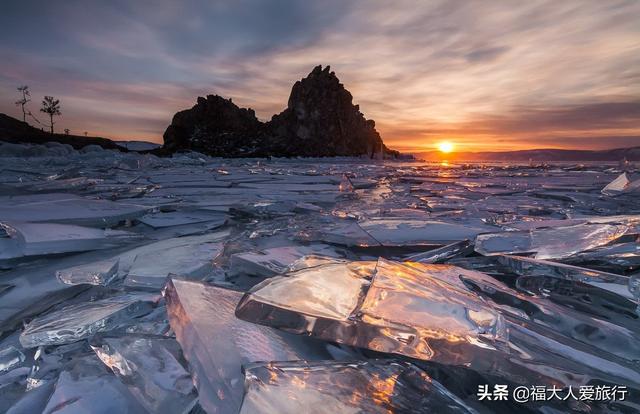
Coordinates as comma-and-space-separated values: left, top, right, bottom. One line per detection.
0, 0, 638, 148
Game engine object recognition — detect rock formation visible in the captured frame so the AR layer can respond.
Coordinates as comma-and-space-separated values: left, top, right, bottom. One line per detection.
162, 66, 398, 158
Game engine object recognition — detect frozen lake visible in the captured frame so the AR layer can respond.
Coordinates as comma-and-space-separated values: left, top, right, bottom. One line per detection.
1, 143, 639, 413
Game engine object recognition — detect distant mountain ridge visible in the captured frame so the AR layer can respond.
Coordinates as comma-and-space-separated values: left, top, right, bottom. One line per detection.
417, 146, 640, 161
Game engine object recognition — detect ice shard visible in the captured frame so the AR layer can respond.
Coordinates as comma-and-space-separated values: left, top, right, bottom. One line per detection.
404, 239, 474, 263
91, 334, 197, 414
496, 255, 632, 299
239, 360, 476, 414
236, 259, 508, 363
564, 241, 640, 271
0, 221, 137, 262
164, 278, 334, 414
20, 294, 158, 348
602, 172, 630, 195
0, 196, 149, 227
228, 244, 343, 277
124, 237, 224, 290
56, 258, 120, 286
0, 346, 25, 372
474, 223, 628, 259
41, 356, 147, 414
237, 258, 640, 388
138, 210, 226, 229
338, 174, 354, 192
358, 219, 492, 246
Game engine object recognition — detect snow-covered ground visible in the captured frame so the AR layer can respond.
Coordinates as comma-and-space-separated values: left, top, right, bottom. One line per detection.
1, 142, 639, 413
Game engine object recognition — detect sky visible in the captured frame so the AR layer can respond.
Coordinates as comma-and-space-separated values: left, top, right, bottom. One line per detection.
0, 0, 638, 152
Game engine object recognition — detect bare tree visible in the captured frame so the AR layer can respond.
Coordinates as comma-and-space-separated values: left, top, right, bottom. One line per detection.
40, 96, 61, 134
15, 85, 31, 122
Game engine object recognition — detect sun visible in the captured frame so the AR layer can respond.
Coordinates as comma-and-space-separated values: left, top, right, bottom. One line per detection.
438, 141, 454, 153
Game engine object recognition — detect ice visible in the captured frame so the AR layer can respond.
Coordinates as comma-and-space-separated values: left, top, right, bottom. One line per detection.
358, 218, 492, 246
0, 221, 137, 262
138, 210, 226, 229
496, 255, 633, 298
474, 223, 628, 259
2, 155, 640, 412
601, 172, 640, 196
124, 236, 225, 290
404, 239, 474, 263
40, 356, 147, 414
0, 346, 25, 372
565, 241, 640, 271
239, 360, 476, 414
164, 278, 334, 414
0, 196, 149, 227
228, 244, 343, 277
91, 334, 197, 414
19, 294, 158, 348
236, 258, 508, 362
56, 258, 120, 286
338, 174, 354, 192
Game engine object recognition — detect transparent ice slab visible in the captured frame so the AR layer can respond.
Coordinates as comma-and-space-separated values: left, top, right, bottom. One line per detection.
41, 356, 147, 414
20, 294, 158, 348
474, 223, 628, 259
0, 221, 137, 262
164, 278, 334, 414
0, 197, 149, 227
229, 244, 343, 277
601, 172, 640, 196
124, 235, 225, 290
239, 360, 476, 414
91, 334, 197, 414
404, 239, 474, 263
496, 255, 633, 299
358, 219, 493, 246
56, 258, 120, 286
138, 210, 226, 229
564, 241, 640, 271
237, 258, 640, 388
236, 259, 508, 363
0, 346, 25, 372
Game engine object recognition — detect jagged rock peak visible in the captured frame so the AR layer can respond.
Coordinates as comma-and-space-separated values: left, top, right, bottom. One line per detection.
161, 66, 398, 158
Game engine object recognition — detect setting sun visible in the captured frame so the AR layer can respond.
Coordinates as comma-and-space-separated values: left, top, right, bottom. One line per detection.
438, 141, 454, 153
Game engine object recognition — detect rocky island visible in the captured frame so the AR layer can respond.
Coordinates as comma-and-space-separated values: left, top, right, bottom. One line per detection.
162, 65, 399, 158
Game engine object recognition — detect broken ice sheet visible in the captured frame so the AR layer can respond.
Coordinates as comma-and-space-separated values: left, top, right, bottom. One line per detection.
56, 258, 119, 286
41, 356, 147, 414
0, 221, 137, 262
164, 279, 334, 414
404, 239, 474, 263
601, 172, 640, 196
474, 223, 628, 259
124, 232, 227, 289
496, 255, 633, 299
358, 218, 493, 246
0, 195, 149, 227
228, 244, 343, 277
239, 360, 475, 414
236, 258, 508, 363
138, 210, 226, 229
91, 334, 197, 414
0, 346, 25, 372
338, 173, 354, 192
19, 294, 158, 348
564, 241, 640, 272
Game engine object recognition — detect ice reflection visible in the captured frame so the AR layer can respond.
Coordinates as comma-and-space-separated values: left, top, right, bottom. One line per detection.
240, 360, 476, 414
